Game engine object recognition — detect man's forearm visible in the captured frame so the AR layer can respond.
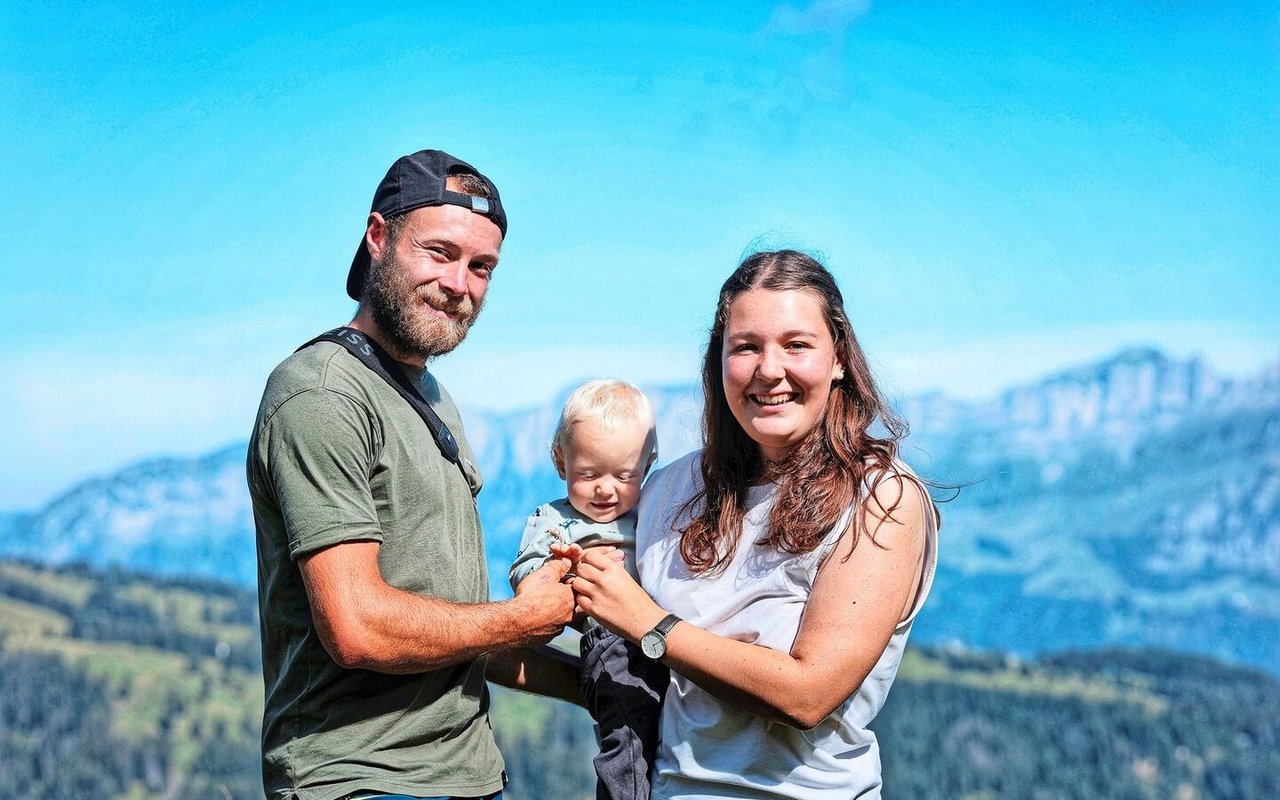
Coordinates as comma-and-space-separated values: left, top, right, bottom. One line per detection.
368, 592, 549, 673
302, 543, 575, 674
321, 587, 549, 673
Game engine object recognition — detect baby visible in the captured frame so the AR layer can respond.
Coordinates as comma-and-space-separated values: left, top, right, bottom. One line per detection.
508, 379, 666, 800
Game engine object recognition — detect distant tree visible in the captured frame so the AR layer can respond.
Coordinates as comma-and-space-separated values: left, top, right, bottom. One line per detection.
0, 651, 135, 798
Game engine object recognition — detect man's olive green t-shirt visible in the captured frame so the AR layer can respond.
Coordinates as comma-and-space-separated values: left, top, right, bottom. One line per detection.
247, 342, 504, 800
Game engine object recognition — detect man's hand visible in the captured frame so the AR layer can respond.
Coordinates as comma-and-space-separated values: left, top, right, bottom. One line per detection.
511, 557, 577, 645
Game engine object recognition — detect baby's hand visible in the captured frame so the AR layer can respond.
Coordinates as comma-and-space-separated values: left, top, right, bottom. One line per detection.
548, 543, 586, 618
549, 542, 585, 578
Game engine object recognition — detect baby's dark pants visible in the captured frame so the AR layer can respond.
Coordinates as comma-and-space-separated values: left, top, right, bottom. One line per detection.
580, 622, 670, 800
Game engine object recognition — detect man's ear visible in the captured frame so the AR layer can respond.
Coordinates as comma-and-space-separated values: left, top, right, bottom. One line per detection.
552, 445, 567, 480
365, 212, 390, 264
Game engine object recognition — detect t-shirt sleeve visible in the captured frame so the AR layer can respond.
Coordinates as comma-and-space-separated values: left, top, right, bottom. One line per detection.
508, 504, 561, 591
260, 387, 384, 559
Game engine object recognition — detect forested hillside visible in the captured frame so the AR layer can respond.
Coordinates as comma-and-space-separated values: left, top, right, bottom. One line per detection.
2, 559, 1277, 799
0, 560, 260, 797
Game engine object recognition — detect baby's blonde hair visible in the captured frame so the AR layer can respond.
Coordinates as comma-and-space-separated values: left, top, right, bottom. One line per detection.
552, 379, 657, 456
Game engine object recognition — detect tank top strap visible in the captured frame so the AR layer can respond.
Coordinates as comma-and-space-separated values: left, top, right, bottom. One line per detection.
890, 459, 939, 625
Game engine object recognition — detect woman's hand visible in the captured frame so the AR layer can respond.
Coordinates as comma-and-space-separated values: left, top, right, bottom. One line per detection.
570, 547, 667, 643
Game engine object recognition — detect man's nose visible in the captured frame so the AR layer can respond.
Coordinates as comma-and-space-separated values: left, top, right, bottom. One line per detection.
437, 261, 469, 297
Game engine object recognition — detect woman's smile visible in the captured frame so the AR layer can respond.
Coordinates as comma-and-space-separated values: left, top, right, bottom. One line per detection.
750, 392, 798, 407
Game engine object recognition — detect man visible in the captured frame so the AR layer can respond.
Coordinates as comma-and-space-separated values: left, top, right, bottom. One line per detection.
248, 149, 578, 800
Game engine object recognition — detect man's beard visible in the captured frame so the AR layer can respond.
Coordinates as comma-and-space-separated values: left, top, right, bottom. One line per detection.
364, 249, 483, 361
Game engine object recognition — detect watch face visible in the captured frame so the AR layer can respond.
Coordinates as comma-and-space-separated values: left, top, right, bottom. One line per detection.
640, 631, 665, 659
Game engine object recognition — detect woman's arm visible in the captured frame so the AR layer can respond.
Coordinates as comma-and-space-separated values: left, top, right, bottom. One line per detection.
571, 476, 928, 730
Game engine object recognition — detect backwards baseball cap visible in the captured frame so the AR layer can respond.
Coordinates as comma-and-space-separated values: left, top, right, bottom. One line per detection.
346, 149, 507, 300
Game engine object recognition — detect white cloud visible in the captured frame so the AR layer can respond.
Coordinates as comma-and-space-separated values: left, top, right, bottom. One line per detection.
740, 0, 874, 115
765, 0, 872, 41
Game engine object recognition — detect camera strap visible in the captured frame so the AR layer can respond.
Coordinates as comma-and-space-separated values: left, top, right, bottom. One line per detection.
296, 327, 464, 471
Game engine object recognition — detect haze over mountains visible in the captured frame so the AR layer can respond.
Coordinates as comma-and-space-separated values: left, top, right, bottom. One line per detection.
4, 347, 1277, 673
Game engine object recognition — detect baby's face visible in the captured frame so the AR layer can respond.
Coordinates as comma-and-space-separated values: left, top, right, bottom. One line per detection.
556, 417, 655, 524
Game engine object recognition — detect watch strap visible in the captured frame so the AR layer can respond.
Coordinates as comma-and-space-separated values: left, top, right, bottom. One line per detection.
652, 613, 681, 637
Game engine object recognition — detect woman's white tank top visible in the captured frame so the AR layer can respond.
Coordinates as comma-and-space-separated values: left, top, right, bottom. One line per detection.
636, 452, 939, 800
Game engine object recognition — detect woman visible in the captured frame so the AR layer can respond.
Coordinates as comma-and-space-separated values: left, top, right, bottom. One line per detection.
571, 249, 939, 799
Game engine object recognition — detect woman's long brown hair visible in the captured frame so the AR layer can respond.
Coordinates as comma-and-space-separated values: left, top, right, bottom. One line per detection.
678, 250, 908, 573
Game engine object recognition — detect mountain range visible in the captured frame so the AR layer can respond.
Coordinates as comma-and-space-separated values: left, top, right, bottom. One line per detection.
4, 346, 1277, 673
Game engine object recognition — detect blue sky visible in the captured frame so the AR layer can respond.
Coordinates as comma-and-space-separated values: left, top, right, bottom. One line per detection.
2, 1, 1277, 507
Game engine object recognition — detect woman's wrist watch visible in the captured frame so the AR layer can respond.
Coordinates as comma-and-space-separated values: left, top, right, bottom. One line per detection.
640, 613, 682, 660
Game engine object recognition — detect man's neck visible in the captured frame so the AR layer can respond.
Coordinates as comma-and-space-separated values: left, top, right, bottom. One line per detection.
348, 310, 427, 370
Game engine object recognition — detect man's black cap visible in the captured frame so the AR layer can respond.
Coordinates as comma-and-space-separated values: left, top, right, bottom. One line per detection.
346, 149, 507, 300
